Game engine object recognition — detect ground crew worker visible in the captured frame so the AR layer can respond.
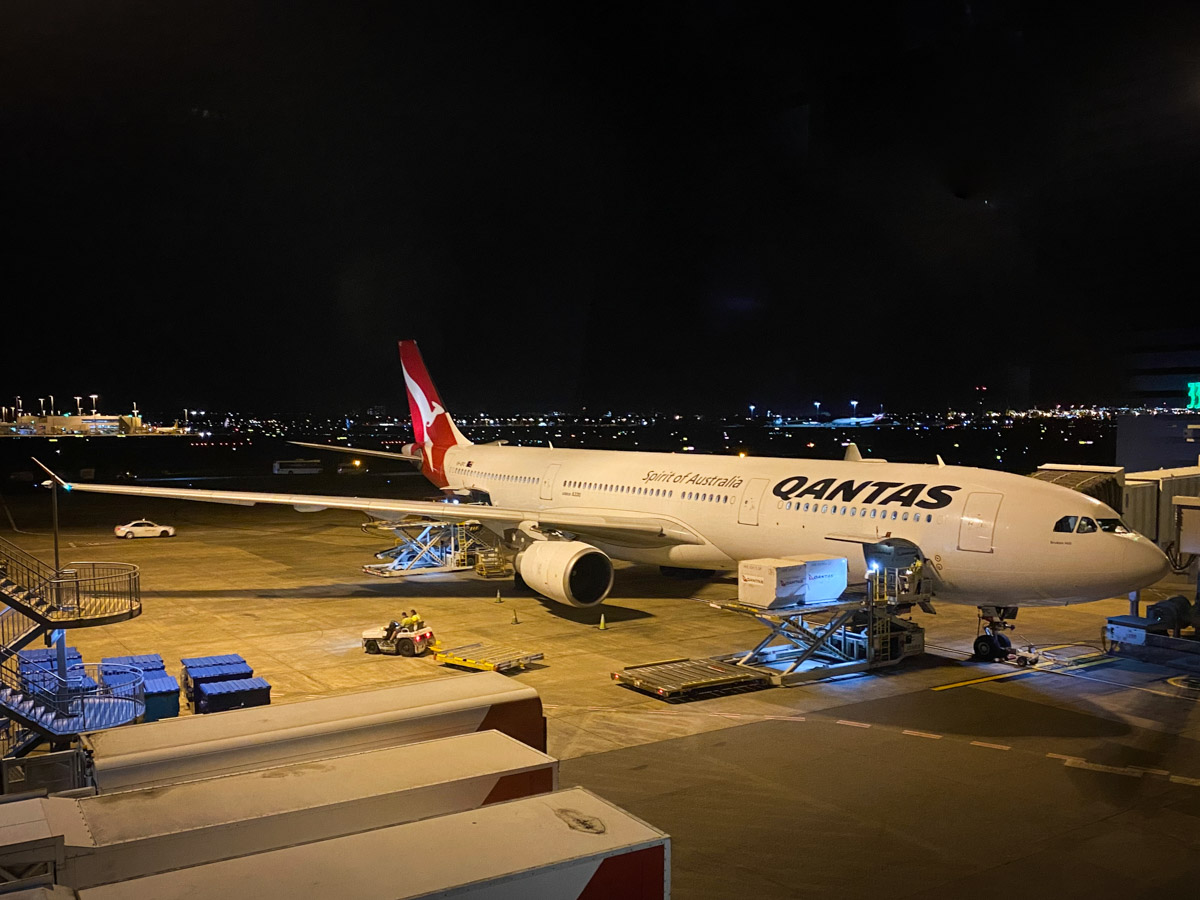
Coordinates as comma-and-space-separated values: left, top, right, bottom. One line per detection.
409, 609, 424, 630
908, 558, 924, 593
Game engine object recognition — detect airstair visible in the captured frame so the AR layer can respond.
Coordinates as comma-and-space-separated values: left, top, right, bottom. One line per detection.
0, 536, 145, 756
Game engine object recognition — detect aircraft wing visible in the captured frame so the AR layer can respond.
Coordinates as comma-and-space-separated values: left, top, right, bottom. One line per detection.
288, 441, 420, 462
56, 481, 704, 548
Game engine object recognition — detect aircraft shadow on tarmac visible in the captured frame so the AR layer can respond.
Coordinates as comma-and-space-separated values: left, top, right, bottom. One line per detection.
528, 598, 651, 624
834, 673, 1134, 741
142, 581, 654, 624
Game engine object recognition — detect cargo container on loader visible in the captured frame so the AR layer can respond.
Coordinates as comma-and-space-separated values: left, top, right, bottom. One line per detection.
80, 671, 545, 792
75, 788, 670, 900
0, 731, 556, 891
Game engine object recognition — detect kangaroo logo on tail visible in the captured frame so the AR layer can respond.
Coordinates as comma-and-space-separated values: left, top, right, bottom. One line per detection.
399, 340, 470, 487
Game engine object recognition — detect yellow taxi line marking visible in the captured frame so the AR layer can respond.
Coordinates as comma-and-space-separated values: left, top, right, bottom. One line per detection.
1170, 775, 1200, 787
1053, 656, 1113, 671
903, 730, 942, 739
837, 719, 871, 728
1064, 759, 1142, 777
1128, 766, 1171, 776
1046, 753, 1083, 762
935, 652, 1119, 692
933, 670, 1031, 691
970, 741, 1011, 751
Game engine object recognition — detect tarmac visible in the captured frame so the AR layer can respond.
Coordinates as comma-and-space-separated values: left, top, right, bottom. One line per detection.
4, 477, 1200, 899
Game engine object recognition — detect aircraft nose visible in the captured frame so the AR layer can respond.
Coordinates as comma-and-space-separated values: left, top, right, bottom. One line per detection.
1125, 537, 1171, 589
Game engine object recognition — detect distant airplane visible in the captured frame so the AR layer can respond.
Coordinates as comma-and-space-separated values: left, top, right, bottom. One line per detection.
54, 340, 1169, 661
830, 413, 888, 427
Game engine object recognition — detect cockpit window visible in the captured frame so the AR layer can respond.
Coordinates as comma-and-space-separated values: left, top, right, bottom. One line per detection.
1097, 518, 1130, 534
1076, 517, 1097, 534
1053, 516, 1078, 533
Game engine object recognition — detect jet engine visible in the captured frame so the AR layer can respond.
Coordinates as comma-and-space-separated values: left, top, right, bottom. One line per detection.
514, 540, 614, 608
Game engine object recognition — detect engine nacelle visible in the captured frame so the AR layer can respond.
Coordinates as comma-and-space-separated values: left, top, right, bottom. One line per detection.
515, 541, 614, 608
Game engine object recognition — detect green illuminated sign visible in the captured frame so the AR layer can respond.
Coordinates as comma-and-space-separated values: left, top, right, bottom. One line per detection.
1190, 382, 1200, 410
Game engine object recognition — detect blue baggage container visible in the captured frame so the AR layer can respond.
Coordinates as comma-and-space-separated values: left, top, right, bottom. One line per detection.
180, 654, 245, 669
22, 669, 95, 693
179, 655, 249, 699
19, 647, 81, 667
143, 675, 181, 722
103, 654, 166, 673
195, 677, 271, 714
184, 663, 254, 701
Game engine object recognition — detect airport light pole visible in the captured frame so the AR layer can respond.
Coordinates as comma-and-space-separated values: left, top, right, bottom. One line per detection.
48, 395, 54, 416
74, 396, 83, 416
851, 400, 858, 417
38, 398, 45, 416
89, 394, 98, 416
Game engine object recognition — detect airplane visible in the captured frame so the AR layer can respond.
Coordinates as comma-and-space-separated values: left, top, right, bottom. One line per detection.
830, 413, 888, 427
49, 340, 1170, 662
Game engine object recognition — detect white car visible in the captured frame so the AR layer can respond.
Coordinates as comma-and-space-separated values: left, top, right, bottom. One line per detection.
114, 520, 176, 539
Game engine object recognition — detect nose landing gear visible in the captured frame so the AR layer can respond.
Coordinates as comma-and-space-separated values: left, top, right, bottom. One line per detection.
974, 606, 1038, 665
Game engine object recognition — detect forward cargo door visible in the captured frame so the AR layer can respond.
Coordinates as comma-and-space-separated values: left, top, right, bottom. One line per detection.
738, 478, 769, 526
957, 491, 1002, 552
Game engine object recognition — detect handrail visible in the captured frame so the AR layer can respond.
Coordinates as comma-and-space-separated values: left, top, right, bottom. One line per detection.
0, 607, 41, 651
0, 657, 145, 732
0, 543, 140, 627
39, 562, 142, 623
0, 655, 80, 723
0, 537, 58, 586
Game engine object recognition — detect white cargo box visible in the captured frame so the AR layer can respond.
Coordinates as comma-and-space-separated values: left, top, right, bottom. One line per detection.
76, 787, 671, 900
81, 671, 545, 792
5, 731, 556, 890
738, 556, 847, 609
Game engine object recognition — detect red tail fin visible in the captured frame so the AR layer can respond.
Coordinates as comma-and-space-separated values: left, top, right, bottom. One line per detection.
399, 340, 470, 486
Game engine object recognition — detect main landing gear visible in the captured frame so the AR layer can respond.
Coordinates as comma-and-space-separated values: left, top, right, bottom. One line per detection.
973, 606, 1038, 666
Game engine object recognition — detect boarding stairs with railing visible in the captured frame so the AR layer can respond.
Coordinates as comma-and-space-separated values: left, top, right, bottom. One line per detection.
0, 536, 145, 753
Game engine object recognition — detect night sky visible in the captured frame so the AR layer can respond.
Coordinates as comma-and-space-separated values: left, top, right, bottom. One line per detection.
5, 2, 1200, 417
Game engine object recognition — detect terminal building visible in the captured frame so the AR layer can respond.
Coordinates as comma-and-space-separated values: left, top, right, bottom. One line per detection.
0, 414, 186, 437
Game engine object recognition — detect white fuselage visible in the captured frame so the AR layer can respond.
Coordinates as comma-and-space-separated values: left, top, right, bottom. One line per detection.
438, 444, 1169, 608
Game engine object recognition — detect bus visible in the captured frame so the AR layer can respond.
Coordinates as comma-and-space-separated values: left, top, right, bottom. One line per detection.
272, 459, 322, 475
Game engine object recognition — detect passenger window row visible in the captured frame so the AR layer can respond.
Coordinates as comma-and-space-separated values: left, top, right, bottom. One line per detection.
453, 467, 537, 485
565, 479, 676, 499
783, 500, 933, 523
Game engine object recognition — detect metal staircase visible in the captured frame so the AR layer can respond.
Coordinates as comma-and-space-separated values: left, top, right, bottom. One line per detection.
0, 536, 144, 755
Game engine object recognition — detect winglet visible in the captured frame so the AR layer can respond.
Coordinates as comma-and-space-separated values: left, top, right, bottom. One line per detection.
843, 443, 863, 462
31, 457, 70, 490
936, 454, 946, 467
